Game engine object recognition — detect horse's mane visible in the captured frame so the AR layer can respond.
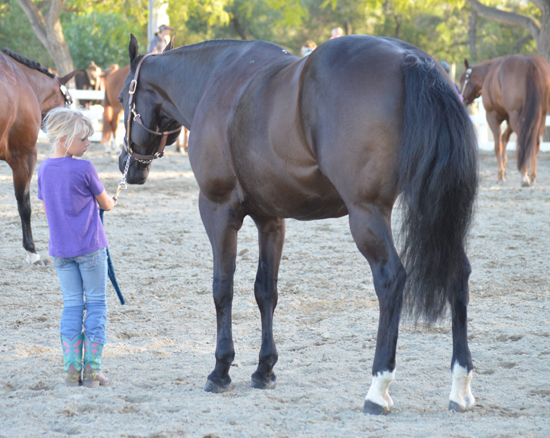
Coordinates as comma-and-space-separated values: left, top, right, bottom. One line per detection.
1, 48, 55, 78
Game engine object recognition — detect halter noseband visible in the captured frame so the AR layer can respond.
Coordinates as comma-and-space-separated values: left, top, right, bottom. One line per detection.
124, 53, 182, 164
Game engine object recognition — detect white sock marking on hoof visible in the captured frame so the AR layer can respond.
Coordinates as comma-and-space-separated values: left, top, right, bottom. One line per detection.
26, 252, 43, 265
365, 370, 395, 411
449, 361, 475, 411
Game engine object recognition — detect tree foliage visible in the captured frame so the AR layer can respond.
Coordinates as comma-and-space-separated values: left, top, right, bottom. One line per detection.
0, 0, 544, 73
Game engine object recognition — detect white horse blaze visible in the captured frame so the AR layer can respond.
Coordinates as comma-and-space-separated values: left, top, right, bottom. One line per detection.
365, 370, 395, 410
449, 362, 475, 411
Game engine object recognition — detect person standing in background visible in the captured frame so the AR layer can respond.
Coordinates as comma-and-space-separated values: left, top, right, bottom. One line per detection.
330, 27, 344, 39
148, 25, 173, 54
301, 41, 317, 57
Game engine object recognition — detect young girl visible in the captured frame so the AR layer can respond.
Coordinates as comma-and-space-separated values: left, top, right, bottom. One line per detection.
38, 108, 115, 387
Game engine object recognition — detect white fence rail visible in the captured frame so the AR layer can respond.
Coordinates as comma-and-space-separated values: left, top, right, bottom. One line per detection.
39, 93, 550, 151
469, 98, 550, 151
38, 89, 125, 144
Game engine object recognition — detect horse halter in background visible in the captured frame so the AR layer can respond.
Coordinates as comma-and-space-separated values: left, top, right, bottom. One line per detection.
124, 53, 182, 164
460, 68, 473, 105
56, 78, 73, 106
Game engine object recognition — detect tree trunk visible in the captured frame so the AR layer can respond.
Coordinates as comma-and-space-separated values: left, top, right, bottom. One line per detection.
16, 0, 74, 75
536, 7, 550, 64
232, 15, 247, 40
469, 9, 477, 63
465, 0, 548, 61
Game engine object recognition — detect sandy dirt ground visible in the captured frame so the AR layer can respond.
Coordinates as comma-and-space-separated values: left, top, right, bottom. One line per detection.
1, 143, 549, 438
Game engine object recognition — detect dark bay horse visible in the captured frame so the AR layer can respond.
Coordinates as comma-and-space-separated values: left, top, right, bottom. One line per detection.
460, 55, 550, 186
0, 49, 74, 264
119, 35, 478, 415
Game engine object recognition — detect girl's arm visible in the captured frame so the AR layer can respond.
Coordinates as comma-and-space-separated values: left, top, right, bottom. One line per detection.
95, 190, 115, 211
41, 201, 46, 215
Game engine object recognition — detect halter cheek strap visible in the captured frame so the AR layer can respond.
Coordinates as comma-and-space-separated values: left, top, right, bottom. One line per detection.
56, 78, 73, 106
460, 68, 472, 103
125, 53, 182, 163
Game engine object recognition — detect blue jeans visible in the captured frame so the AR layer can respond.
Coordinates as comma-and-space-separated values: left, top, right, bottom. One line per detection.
53, 248, 108, 345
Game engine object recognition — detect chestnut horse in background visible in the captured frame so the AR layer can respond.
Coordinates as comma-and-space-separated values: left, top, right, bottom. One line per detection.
460, 55, 550, 186
101, 64, 189, 154
118, 35, 478, 415
101, 64, 129, 152
0, 49, 74, 264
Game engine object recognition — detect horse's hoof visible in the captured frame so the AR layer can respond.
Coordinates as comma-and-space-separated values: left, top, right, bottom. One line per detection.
26, 252, 44, 266
250, 372, 276, 389
204, 377, 232, 393
521, 175, 531, 187
362, 399, 390, 415
449, 398, 474, 412
448, 400, 465, 412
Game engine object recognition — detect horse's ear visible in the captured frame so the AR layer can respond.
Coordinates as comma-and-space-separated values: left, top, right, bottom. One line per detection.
59, 70, 76, 84
129, 34, 139, 64
163, 34, 176, 53
464, 59, 470, 69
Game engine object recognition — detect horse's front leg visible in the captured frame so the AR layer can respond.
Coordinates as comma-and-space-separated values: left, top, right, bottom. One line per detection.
9, 151, 43, 265
199, 193, 244, 393
348, 205, 406, 415
250, 216, 285, 389
448, 251, 475, 412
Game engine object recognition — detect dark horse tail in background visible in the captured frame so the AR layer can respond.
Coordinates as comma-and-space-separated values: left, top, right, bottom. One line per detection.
119, 35, 478, 415
460, 54, 550, 186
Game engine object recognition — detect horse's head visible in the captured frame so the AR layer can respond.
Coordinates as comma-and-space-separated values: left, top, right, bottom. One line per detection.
118, 34, 181, 185
459, 59, 483, 106
41, 71, 76, 119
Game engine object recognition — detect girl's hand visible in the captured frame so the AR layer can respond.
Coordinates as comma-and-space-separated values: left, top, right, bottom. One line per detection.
95, 190, 116, 211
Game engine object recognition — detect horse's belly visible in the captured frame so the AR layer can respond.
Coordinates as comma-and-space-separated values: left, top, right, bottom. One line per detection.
236, 158, 347, 220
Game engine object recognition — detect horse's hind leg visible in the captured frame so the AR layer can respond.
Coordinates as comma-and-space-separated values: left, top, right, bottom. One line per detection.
529, 121, 544, 185
487, 113, 505, 182
9, 150, 42, 265
448, 251, 475, 412
199, 193, 244, 393
250, 215, 285, 389
348, 205, 406, 415
501, 124, 513, 172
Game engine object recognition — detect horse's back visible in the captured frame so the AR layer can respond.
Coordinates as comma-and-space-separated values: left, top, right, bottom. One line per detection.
222, 36, 423, 217
485, 54, 550, 114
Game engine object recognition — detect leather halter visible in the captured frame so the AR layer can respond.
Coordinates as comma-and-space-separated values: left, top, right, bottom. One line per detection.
460, 68, 473, 105
124, 53, 182, 163
56, 78, 73, 106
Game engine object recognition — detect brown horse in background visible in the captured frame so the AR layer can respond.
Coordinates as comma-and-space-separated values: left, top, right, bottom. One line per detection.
101, 64, 189, 154
73, 61, 104, 108
460, 55, 550, 186
0, 49, 74, 264
101, 65, 129, 152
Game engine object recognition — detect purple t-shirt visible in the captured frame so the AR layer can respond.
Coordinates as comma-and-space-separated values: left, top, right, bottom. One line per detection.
37, 157, 108, 258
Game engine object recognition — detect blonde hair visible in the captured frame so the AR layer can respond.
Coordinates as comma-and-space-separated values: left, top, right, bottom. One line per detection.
43, 108, 94, 155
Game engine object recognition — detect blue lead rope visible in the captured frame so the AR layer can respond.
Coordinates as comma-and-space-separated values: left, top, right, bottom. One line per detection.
99, 209, 125, 305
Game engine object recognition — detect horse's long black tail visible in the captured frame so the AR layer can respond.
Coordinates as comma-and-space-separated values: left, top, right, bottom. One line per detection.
517, 61, 543, 172
398, 55, 478, 323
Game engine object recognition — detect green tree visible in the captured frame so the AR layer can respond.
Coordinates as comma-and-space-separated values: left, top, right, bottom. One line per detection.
462, 0, 550, 63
